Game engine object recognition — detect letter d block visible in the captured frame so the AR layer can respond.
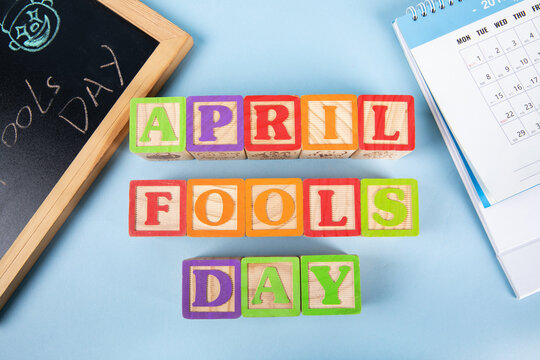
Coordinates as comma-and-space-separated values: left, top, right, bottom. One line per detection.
301, 255, 361, 315
129, 97, 193, 160
241, 257, 300, 317
182, 258, 241, 319
129, 180, 186, 236
361, 178, 419, 237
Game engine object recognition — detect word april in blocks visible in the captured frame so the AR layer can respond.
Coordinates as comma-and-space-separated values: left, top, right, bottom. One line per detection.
128, 178, 419, 238
182, 255, 361, 319
129, 95, 415, 160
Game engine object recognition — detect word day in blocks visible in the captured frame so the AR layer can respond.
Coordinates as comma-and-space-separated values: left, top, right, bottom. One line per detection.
129, 95, 415, 161
128, 178, 419, 238
182, 255, 361, 319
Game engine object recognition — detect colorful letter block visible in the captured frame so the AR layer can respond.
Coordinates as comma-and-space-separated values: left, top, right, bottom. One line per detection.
245, 178, 303, 237
241, 257, 300, 317
129, 180, 187, 236
300, 94, 358, 159
186, 95, 245, 160
244, 95, 301, 159
361, 178, 419, 236
129, 97, 192, 160
352, 95, 415, 159
303, 178, 361, 237
300, 255, 361, 315
182, 258, 242, 319
187, 179, 245, 237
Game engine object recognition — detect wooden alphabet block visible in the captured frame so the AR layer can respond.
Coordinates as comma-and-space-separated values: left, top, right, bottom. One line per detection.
361, 178, 419, 236
303, 178, 361, 237
241, 257, 300, 317
187, 179, 245, 237
300, 94, 358, 159
244, 95, 301, 159
129, 97, 193, 160
352, 95, 415, 159
186, 96, 246, 160
128, 180, 186, 236
300, 255, 361, 315
182, 258, 242, 319
245, 178, 303, 237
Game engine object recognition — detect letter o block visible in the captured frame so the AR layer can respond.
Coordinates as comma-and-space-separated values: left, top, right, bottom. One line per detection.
361, 178, 419, 237
187, 179, 245, 237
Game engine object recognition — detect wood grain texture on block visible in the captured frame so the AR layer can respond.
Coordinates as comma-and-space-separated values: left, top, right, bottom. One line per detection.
303, 178, 361, 237
187, 179, 245, 237
300, 95, 358, 159
241, 257, 300, 317
361, 178, 419, 237
182, 258, 241, 319
128, 180, 186, 236
352, 95, 415, 160
244, 95, 301, 159
245, 178, 303, 237
300, 255, 361, 315
129, 97, 193, 160
186, 96, 246, 160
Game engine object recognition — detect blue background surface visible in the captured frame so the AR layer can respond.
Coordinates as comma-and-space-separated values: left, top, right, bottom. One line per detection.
1, 0, 539, 358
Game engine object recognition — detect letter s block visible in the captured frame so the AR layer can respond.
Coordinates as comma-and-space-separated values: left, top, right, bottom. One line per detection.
182, 258, 242, 319
129, 97, 193, 160
129, 180, 187, 236
361, 178, 419, 237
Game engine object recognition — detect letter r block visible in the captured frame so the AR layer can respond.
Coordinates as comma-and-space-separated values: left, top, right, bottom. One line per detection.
129, 97, 193, 160
303, 178, 361, 237
182, 258, 241, 319
128, 180, 187, 236
300, 255, 361, 315
361, 178, 419, 237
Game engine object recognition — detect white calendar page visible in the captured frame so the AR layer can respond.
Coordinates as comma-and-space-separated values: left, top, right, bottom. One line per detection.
410, 0, 540, 205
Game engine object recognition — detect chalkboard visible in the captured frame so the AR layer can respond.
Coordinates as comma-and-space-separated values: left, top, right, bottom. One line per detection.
0, 0, 192, 309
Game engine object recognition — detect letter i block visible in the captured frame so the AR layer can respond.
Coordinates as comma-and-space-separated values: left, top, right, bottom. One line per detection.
303, 178, 361, 237
352, 95, 415, 160
129, 97, 193, 160
245, 178, 303, 237
182, 258, 242, 319
128, 180, 187, 236
300, 94, 358, 159
301, 255, 361, 315
244, 95, 301, 159
361, 178, 419, 237
186, 96, 245, 160
187, 179, 245, 237
241, 257, 300, 317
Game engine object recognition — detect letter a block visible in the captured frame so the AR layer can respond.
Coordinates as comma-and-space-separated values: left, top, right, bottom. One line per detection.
128, 180, 186, 236
129, 97, 193, 160
245, 178, 303, 237
241, 257, 300, 317
187, 179, 245, 237
300, 94, 358, 159
303, 178, 361, 237
361, 178, 419, 237
186, 96, 245, 160
301, 255, 361, 315
352, 95, 415, 160
182, 258, 242, 319
244, 95, 301, 159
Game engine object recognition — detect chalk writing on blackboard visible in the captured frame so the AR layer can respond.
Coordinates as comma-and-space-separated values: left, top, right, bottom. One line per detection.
0, 180, 6, 186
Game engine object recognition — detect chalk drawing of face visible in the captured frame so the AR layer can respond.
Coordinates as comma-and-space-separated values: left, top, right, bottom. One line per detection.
1, 0, 60, 52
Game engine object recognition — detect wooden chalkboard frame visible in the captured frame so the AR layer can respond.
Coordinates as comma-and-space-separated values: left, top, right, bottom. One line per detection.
0, 0, 193, 309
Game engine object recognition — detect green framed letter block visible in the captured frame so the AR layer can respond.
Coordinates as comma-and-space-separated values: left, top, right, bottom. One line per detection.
301, 255, 361, 315
361, 178, 419, 237
129, 97, 192, 160
241, 257, 300, 317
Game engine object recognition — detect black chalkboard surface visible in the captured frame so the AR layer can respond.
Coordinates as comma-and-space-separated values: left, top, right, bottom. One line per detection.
0, 0, 192, 309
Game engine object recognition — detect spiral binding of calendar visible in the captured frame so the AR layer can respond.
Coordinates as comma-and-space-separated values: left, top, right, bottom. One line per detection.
406, 0, 463, 21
